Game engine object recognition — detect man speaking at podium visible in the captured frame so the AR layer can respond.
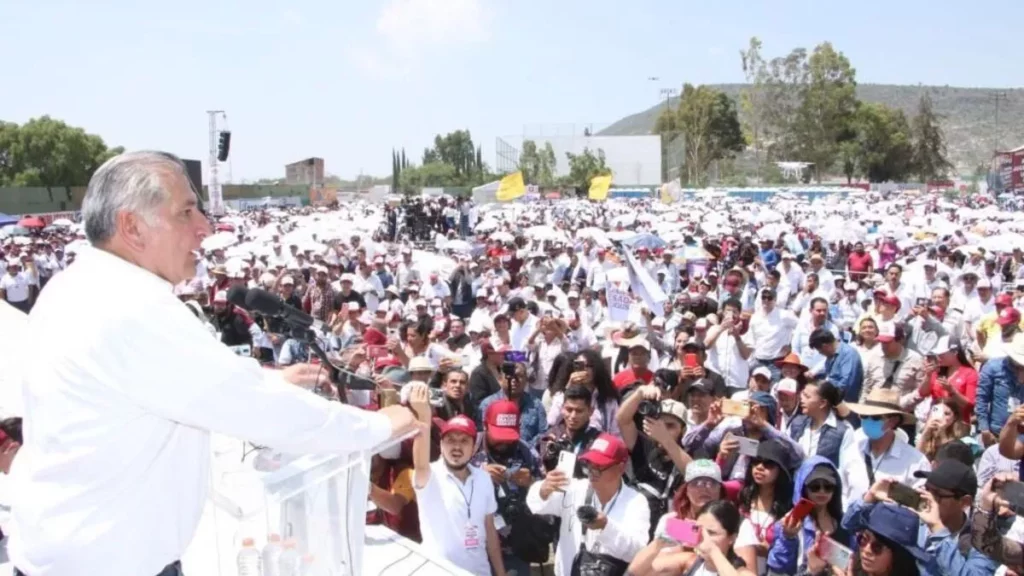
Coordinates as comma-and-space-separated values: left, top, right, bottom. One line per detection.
7, 151, 419, 576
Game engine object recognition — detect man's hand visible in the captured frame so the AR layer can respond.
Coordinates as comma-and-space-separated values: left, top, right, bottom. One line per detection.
511, 468, 532, 488
484, 463, 507, 485
718, 433, 740, 459
407, 382, 432, 423
539, 469, 570, 499
643, 417, 674, 448
914, 490, 944, 533
638, 384, 661, 401
865, 479, 894, 505
583, 512, 608, 531
280, 363, 332, 391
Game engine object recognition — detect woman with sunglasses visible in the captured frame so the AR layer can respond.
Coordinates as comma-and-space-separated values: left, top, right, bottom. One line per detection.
545, 348, 622, 436
627, 460, 725, 575
766, 457, 853, 575
833, 500, 932, 576
734, 440, 794, 575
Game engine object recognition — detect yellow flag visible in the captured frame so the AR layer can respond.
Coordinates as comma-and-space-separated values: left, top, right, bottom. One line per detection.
588, 174, 612, 201
495, 171, 525, 202
660, 183, 672, 204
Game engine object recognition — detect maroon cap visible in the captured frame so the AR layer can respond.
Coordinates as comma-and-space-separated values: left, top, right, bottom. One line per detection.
440, 415, 477, 439
579, 433, 628, 468
873, 290, 901, 310
484, 400, 520, 443
996, 293, 1014, 308
997, 307, 1021, 327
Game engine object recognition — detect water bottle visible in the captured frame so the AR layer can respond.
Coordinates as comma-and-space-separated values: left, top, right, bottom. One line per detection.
237, 537, 262, 576
262, 534, 283, 576
278, 539, 299, 576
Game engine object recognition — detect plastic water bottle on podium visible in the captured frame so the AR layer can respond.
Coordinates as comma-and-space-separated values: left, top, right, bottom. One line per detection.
237, 537, 262, 576
262, 534, 283, 576
279, 539, 300, 576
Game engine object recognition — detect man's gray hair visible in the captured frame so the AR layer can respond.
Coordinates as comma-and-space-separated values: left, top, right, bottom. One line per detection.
82, 150, 190, 244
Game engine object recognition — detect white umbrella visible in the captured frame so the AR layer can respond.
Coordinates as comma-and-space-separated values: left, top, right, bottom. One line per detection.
51, 218, 74, 227
201, 231, 238, 251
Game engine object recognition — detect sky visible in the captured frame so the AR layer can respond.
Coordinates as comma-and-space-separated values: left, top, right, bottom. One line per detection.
3, 0, 1023, 182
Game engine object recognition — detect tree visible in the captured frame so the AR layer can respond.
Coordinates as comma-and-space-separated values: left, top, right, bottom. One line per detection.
427, 130, 477, 177
518, 140, 558, 186
0, 116, 123, 186
664, 84, 744, 186
400, 148, 408, 170
851, 103, 915, 183
739, 37, 770, 181
911, 92, 953, 182
761, 47, 809, 160
391, 149, 400, 191
399, 162, 458, 189
791, 42, 858, 182
564, 147, 610, 190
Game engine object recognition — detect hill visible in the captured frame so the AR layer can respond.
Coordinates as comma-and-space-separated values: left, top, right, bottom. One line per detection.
601, 84, 1024, 173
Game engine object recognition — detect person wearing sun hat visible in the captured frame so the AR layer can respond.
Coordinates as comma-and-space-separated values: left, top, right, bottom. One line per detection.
847, 389, 931, 487
838, 500, 935, 576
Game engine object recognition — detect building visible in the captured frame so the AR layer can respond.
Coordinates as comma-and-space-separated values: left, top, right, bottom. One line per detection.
993, 144, 1024, 193
285, 157, 325, 186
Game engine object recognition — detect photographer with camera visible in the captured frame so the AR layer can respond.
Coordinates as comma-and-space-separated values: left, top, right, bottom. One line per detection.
526, 433, 650, 576
537, 385, 603, 478
470, 401, 553, 574
616, 383, 693, 539
478, 360, 548, 448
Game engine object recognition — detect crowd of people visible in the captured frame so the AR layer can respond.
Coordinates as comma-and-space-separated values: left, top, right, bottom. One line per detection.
4, 186, 1024, 576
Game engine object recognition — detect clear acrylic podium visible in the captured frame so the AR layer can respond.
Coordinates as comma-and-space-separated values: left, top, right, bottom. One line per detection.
198, 431, 417, 576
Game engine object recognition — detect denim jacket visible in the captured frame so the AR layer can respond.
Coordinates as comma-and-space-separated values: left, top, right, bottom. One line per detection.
976, 357, 1024, 435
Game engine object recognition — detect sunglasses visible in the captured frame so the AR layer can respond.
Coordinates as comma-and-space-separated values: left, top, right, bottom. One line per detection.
857, 531, 887, 555
861, 415, 886, 421
807, 481, 835, 493
761, 295, 775, 301
689, 478, 720, 490
751, 458, 778, 469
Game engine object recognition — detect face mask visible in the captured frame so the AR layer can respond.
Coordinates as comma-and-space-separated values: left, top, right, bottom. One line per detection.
861, 418, 886, 440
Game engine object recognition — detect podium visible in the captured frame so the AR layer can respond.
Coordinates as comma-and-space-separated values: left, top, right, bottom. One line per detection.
185, 433, 472, 576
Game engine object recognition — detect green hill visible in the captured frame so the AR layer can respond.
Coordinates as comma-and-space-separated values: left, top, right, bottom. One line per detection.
601, 84, 1024, 173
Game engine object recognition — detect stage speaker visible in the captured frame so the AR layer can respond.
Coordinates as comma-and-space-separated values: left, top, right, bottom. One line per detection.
181, 159, 203, 198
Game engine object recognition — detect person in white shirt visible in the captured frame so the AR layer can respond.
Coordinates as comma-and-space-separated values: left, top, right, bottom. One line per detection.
0, 301, 27, 418
527, 433, 650, 576
845, 389, 930, 488
506, 297, 538, 350
0, 260, 32, 313
7, 151, 420, 576
748, 288, 799, 380
408, 386, 506, 576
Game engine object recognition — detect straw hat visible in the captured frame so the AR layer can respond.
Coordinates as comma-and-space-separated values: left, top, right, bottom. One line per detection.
1007, 333, 1024, 367
845, 389, 916, 425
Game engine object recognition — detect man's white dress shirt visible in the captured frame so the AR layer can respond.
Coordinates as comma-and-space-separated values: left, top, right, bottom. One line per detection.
415, 461, 497, 576
0, 302, 27, 417
8, 247, 394, 576
526, 478, 649, 576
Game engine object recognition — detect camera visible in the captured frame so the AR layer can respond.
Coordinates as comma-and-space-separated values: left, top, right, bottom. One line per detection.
637, 399, 662, 419
576, 505, 599, 525
542, 438, 573, 472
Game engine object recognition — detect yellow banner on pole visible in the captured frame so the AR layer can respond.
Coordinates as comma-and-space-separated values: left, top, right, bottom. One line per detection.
588, 174, 612, 201
495, 171, 525, 202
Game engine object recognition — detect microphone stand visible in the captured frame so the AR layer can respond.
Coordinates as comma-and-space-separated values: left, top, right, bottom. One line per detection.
288, 324, 350, 405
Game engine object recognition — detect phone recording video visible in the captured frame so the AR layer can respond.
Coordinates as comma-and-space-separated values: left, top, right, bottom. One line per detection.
887, 482, 923, 511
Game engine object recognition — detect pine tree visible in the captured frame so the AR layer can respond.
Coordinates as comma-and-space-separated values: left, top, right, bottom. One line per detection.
911, 92, 953, 181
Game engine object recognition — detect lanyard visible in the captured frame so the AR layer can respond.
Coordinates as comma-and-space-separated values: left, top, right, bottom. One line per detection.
451, 475, 475, 520
590, 483, 623, 517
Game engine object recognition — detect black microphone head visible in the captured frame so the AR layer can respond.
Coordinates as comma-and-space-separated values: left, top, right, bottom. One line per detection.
226, 285, 249, 308
244, 287, 285, 316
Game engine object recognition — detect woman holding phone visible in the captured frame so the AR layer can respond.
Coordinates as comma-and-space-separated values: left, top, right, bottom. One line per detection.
734, 440, 794, 575
766, 457, 854, 575
627, 460, 725, 575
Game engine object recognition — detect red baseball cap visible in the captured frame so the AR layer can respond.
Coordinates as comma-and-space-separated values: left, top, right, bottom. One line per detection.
873, 290, 901, 310
579, 433, 629, 468
996, 293, 1014, 308
876, 321, 901, 343
484, 400, 520, 443
440, 415, 478, 439
997, 307, 1021, 327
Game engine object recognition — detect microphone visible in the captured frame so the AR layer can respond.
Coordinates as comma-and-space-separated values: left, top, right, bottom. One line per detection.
244, 287, 314, 329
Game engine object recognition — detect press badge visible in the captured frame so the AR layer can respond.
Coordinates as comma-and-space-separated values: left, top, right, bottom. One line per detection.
464, 523, 481, 550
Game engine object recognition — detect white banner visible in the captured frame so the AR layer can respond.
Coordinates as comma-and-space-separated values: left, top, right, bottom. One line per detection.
607, 285, 632, 322
623, 249, 668, 317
